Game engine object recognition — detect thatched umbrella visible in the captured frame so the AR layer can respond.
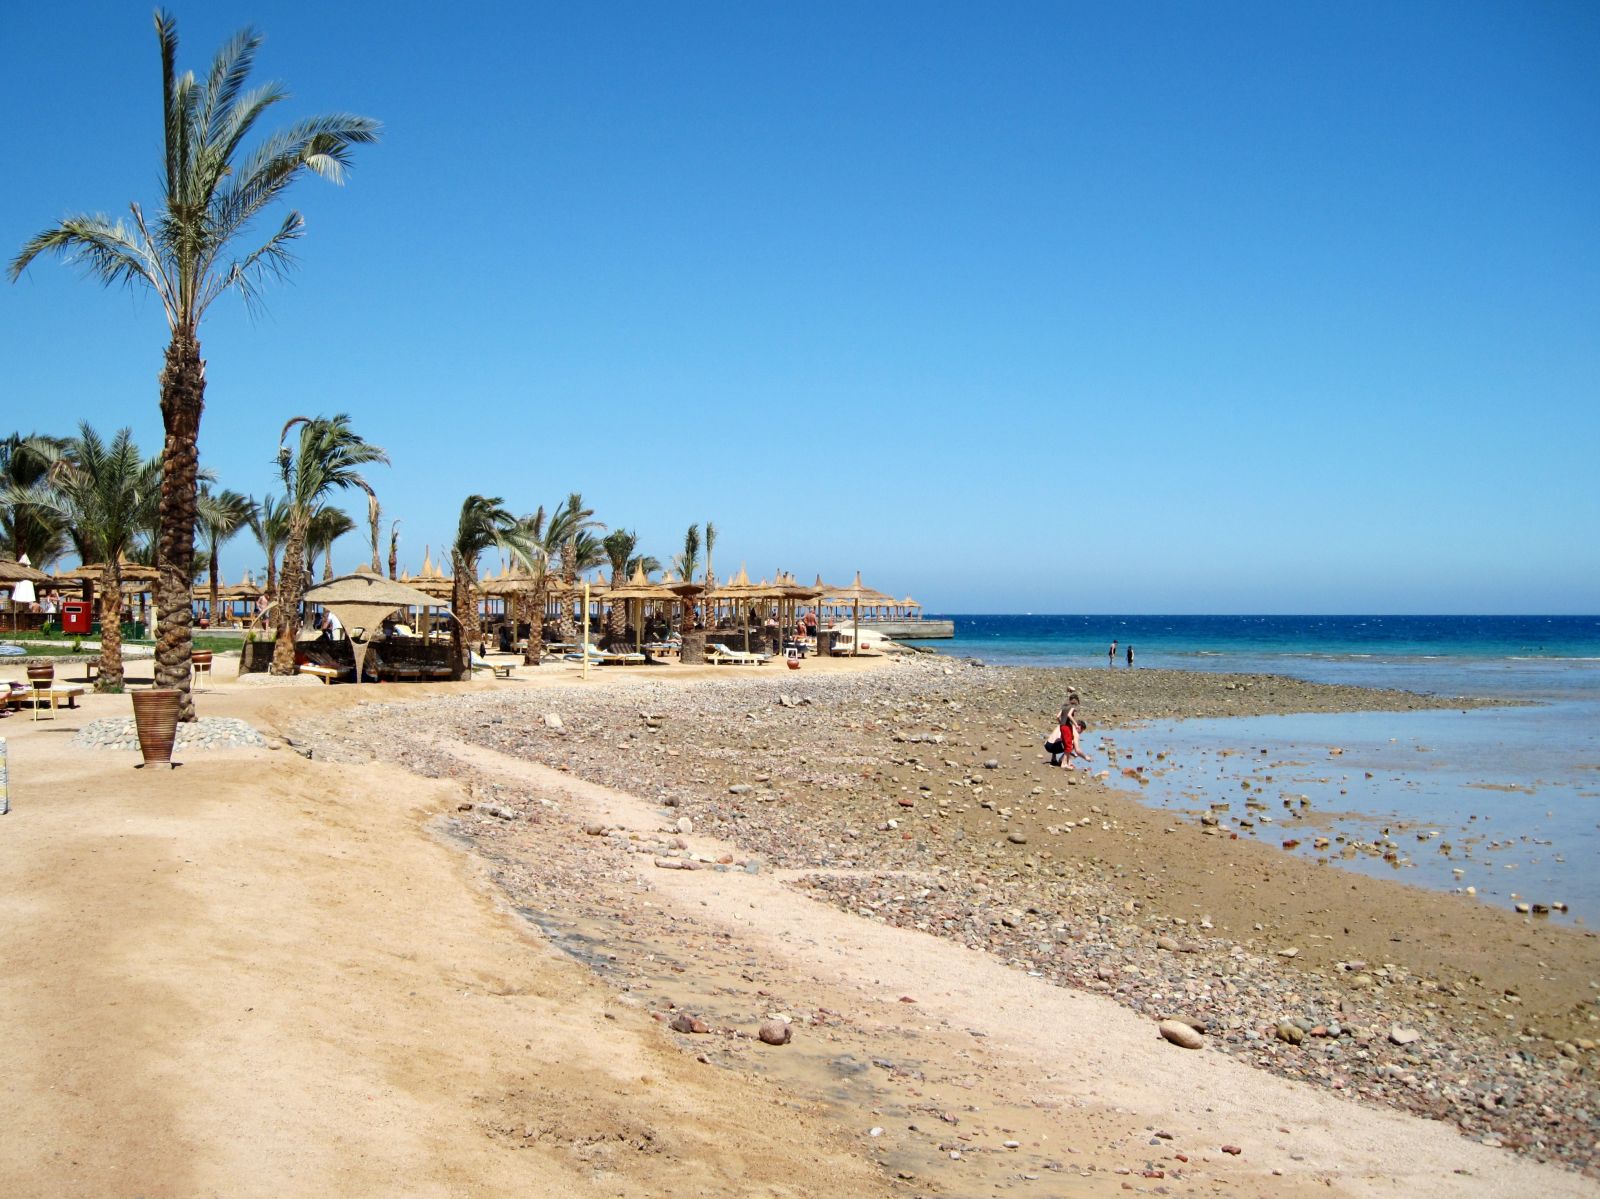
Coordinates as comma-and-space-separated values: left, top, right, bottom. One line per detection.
603, 564, 679, 654
821, 571, 896, 655
0, 557, 47, 585
1, 556, 47, 629
56, 558, 163, 631
303, 569, 441, 684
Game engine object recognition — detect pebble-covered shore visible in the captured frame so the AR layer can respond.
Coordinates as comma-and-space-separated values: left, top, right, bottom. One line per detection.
294, 657, 1600, 1176
71, 716, 267, 752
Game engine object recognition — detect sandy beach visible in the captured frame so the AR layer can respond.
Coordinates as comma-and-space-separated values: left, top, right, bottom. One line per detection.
3, 650, 1597, 1197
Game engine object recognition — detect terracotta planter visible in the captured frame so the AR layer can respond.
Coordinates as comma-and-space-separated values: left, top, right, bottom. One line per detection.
786, 657, 801, 670
192, 649, 213, 667
131, 689, 181, 768
26, 664, 54, 683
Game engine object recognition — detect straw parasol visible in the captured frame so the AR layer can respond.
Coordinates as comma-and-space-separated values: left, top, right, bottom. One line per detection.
0, 557, 48, 585
2, 555, 47, 628
821, 571, 897, 655
54, 557, 162, 586
303, 569, 441, 683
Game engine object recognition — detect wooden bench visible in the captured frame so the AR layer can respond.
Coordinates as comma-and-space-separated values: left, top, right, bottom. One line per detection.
298, 663, 342, 684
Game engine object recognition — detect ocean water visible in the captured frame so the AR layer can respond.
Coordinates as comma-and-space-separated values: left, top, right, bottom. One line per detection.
911, 616, 1600, 919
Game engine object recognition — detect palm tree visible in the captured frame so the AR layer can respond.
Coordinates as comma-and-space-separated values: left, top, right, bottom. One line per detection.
270, 415, 386, 674
0, 433, 70, 566
9, 13, 379, 718
305, 505, 356, 582
449, 495, 536, 671
549, 492, 604, 641
15, 425, 160, 691
676, 523, 701, 645
510, 507, 551, 665
600, 529, 638, 645
704, 520, 718, 589
196, 487, 256, 625
248, 494, 288, 614
387, 519, 401, 580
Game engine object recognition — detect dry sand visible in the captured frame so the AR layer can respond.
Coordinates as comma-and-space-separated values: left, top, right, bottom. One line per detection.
1, 650, 1595, 1197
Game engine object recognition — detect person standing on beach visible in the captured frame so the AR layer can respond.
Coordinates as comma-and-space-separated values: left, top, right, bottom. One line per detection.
1126, 645, 1134, 668
1108, 639, 1118, 667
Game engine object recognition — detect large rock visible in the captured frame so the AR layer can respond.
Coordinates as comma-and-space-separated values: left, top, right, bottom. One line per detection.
1158, 1020, 1204, 1050
758, 1020, 792, 1045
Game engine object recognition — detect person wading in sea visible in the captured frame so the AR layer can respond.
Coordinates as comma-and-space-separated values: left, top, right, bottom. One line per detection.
1108, 639, 1118, 667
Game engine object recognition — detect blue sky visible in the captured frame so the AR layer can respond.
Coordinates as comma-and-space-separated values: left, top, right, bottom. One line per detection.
3, 1, 1596, 613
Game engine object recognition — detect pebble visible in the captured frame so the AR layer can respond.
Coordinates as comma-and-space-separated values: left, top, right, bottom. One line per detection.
70, 717, 267, 753
286, 655, 1598, 1174
758, 1020, 792, 1045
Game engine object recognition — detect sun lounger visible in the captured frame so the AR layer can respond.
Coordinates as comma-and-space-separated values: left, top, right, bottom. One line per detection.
564, 642, 648, 666
469, 655, 516, 679
298, 663, 342, 684
708, 642, 769, 665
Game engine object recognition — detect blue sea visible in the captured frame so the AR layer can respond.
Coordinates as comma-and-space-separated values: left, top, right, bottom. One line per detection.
912, 616, 1600, 919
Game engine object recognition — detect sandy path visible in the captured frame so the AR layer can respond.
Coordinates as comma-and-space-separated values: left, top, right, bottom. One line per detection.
435, 735, 1597, 1198
0, 686, 893, 1199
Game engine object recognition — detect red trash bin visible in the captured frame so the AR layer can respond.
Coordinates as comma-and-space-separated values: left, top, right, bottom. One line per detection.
61, 600, 91, 634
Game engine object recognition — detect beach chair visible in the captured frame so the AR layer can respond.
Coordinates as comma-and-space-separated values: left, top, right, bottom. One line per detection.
469, 653, 516, 680
708, 642, 768, 666
564, 642, 647, 666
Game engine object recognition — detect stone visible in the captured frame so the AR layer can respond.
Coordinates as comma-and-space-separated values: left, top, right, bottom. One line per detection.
670, 1013, 710, 1034
1156, 936, 1180, 952
983, 759, 1000, 769
1158, 1020, 1204, 1050
1276, 1022, 1306, 1045
1221, 1144, 1243, 1156
1007, 831, 1028, 845
729, 783, 752, 794
582, 822, 606, 836
676, 816, 694, 835
758, 1020, 792, 1045
543, 713, 564, 731
1389, 1026, 1421, 1046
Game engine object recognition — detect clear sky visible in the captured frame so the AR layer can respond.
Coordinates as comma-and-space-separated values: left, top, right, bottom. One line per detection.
4, 1, 1596, 613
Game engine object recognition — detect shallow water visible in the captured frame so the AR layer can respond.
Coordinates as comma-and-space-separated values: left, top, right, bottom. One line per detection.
914, 615, 1600, 920
1103, 701, 1600, 920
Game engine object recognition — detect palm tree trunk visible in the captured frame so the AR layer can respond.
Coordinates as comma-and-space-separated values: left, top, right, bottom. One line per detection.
155, 330, 203, 721
271, 521, 309, 674
96, 564, 125, 692
557, 561, 577, 642
451, 553, 476, 676
207, 540, 220, 629
523, 585, 545, 665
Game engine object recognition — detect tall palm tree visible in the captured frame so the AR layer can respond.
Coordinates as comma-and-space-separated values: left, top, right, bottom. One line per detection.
270, 415, 386, 674
196, 487, 256, 624
676, 523, 701, 643
9, 13, 379, 718
511, 506, 551, 666
0, 433, 70, 566
15, 425, 160, 691
600, 529, 638, 645
305, 505, 356, 582
248, 494, 288, 614
387, 519, 401, 580
449, 495, 536, 670
549, 492, 604, 641
704, 520, 718, 589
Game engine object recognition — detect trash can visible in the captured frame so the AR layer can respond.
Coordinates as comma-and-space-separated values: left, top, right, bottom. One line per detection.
61, 600, 91, 634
